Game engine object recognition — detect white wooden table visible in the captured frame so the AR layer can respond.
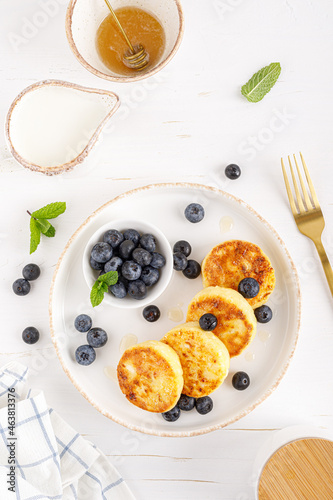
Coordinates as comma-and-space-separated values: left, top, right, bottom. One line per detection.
1, 1, 333, 498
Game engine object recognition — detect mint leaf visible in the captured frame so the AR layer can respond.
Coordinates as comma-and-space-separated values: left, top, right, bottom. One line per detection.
42, 223, 56, 238
90, 272, 117, 307
27, 202, 65, 252
98, 271, 118, 287
90, 281, 105, 307
36, 218, 51, 234
32, 202, 66, 220
36, 219, 56, 237
30, 218, 41, 254
241, 62, 281, 103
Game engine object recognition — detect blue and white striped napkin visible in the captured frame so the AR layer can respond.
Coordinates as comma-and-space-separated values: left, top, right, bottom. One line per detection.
0, 362, 135, 500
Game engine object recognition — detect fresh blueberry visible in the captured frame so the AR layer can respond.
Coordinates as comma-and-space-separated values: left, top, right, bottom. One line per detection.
111, 246, 120, 257
104, 256, 123, 273
238, 278, 260, 299
178, 394, 195, 412
140, 234, 156, 252
162, 405, 181, 422
74, 314, 92, 333
199, 313, 218, 331
150, 252, 166, 269
185, 203, 205, 223
89, 255, 104, 271
195, 396, 213, 415
22, 264, 40, 281
110, 281, 127, 299
122, 261, 142, 281
225, 164, 241, 180
87, 327, 108, 348
182, 260, 201, 279
123, 229, 140, 246
232, 371, 250, 391
75, 345, 96, 366
173, 240, 191, 257
22, 326, 39, 345
13, 278, 30, 296
254, 305, 273, 323
118, 275, 129, 289
141, 266, 160, 287
143, 305, 161, 322
119, 240, 135, 260
91, 242, 112, 263
103, 229, 124, 248
128, 280, 147, 300
133, 248, 152, 267
173, 252, 188, 271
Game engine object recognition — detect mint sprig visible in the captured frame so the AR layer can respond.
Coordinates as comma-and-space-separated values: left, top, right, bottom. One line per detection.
90, 271, 118, 307
30, 218, 41, 255
28, 202, 66, 254
241, 62, 281, 103
36, 219, 51, 234
32, 202, 66, 219
39, 222, 56, 238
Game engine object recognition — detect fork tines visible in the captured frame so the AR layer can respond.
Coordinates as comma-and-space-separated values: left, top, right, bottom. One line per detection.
281, 152, 320, 216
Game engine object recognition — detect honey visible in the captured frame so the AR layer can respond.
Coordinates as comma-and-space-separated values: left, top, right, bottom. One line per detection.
96, 7, 166, 76
167, 306, 184, 323
119, 334, 138, 355
219, 216, 234, 234
103, 365, 117, 381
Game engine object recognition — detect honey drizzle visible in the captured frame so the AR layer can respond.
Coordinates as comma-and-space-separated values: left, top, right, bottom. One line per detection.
96, 7, 166, 76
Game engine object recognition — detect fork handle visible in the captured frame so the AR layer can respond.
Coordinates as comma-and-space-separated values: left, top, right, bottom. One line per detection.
313, 238, 333, 297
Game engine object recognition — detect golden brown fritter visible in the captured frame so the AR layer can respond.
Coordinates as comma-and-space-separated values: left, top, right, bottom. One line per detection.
202, 240, 275, 308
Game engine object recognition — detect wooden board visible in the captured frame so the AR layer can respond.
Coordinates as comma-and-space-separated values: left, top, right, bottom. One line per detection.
2, 1, 333, 499
258, 438, 333, 500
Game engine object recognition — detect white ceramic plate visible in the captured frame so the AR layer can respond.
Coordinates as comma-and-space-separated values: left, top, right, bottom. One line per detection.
49, 183, 301, 437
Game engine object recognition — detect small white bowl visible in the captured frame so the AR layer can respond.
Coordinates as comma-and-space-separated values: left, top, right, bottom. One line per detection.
82, 219, 173, 309
66, 0, 184, 83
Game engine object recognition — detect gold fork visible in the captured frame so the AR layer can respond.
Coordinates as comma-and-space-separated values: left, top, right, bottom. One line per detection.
281, 152, 333, 297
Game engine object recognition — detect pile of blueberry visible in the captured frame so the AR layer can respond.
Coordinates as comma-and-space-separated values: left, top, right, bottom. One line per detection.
173, 240, 201, 279
12, 263, 41, 296
74, 314, 108, 366
237, 277, 273, 323
89, 228, 166, 301
162, 394, 213, 422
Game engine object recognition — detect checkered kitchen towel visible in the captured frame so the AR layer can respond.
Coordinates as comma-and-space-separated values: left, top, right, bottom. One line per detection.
0, 362, 135, 499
